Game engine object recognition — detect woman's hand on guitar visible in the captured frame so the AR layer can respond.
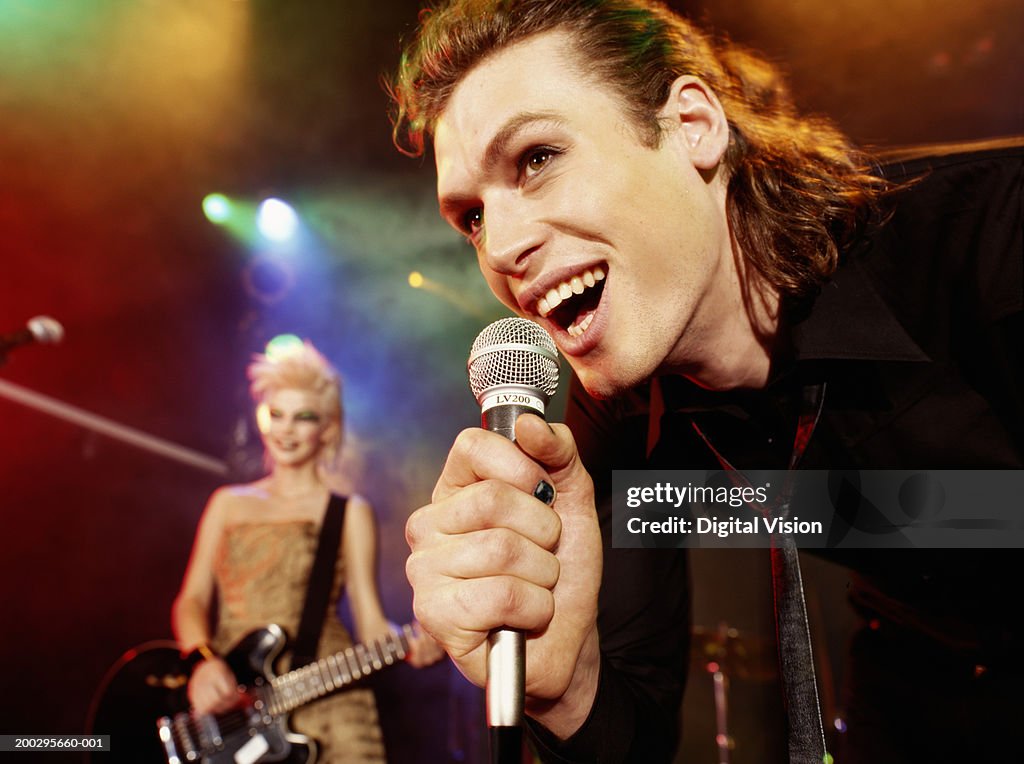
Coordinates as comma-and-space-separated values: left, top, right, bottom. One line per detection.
405, 621, 446, 668
188, 656, 240, 714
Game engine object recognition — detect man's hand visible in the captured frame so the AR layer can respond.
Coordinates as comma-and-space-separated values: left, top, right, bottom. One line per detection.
405, 414, 602, 737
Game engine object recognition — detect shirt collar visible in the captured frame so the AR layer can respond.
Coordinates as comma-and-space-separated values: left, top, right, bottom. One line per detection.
654, 251, 930, 421
788, 253, 930, 363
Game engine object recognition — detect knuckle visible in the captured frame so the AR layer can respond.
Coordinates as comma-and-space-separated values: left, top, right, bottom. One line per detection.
540, 510, 562, 550
476, 478, 505, 506
404, 507, 428, 549
411, 587, 445, 635
541, 555, 560, 589
496, 577, 521, 619
404, 550, 424, 585
451, 427, 486, 461
410, 592, 429, 627
487, 528, 521, 568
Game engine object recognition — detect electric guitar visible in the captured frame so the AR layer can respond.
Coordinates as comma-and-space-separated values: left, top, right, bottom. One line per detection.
155, 623, 411, 764
86, 623, 410, 764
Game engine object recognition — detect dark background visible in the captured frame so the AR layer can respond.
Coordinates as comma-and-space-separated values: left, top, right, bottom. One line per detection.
1, 1, 1020, 762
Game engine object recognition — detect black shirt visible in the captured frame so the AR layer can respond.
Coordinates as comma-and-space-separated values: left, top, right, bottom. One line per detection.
530, 142, 1023, 761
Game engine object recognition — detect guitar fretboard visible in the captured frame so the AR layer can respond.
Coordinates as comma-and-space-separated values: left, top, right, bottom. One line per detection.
266, 625, 411, 714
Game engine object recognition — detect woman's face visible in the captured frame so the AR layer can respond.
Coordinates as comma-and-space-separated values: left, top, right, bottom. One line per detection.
256, 388, 335, 468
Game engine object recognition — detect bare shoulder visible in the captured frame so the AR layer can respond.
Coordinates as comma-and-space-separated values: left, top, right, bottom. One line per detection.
346, 493, 374, 514
207, 482, 270, 525
343, 493, 378, 537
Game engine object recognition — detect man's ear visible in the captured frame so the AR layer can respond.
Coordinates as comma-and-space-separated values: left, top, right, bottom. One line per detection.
659, 75, 729, 170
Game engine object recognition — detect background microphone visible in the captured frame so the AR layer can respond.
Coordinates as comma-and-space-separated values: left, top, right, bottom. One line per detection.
0, 316, 65, 362
467, 317, 560, 762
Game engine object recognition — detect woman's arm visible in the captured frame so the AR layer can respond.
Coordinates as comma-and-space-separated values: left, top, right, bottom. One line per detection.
343, 494, 444, 667
172, 487, 240, 713
341, 494, 393, 644
172, 488, 228, 647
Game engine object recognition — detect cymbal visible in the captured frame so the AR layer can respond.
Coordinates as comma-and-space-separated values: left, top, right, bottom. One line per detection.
691, 623, 777, 680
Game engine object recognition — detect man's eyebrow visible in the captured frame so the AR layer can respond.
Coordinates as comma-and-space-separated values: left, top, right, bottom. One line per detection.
482, 110, 565, 171
438, 110, 564, 225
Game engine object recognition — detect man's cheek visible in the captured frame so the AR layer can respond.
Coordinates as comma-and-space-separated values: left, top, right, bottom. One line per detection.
482, 270, 517, 310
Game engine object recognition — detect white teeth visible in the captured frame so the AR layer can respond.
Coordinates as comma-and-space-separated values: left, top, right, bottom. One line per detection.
567, 313, 595, 338
536, 267, 606, 317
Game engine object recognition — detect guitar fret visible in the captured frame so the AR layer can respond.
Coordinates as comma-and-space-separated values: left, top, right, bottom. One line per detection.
355, 644, 371, 674
343, 647, 362, 679
316, 664, 327, 693
317, 657, 335, 693
279, 672, 298, 712
297, 666, 316, 704
328, 652, 350, 685
310, 663, 326, 700
369, 640, 384, 671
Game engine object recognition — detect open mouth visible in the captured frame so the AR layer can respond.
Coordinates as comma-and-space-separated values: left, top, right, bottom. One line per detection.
537, 266, 606, 337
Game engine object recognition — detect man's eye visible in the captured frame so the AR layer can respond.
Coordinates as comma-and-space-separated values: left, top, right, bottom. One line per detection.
462, 207, 483, 234
522, 147, 558, 177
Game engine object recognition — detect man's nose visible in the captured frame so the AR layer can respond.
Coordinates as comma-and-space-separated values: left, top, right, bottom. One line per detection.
479, 194, 543, 276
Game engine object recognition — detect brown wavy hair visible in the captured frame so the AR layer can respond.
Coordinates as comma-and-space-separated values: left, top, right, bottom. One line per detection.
389, 0, 893, 297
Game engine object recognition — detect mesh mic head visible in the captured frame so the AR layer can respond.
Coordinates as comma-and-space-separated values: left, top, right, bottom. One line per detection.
468, 317, 559, 403
27, 316, 64, 344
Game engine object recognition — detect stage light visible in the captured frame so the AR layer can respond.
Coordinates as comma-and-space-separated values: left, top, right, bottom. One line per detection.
257, 198, 299, 242
408, 271, 424, 288
202, 193, 232, 224
264, 333, 305, 361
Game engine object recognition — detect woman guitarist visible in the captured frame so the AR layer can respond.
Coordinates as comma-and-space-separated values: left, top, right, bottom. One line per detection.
172, 340, 442, 763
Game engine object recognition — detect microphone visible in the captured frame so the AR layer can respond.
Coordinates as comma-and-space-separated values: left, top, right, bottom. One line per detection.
467, 317, 559, 761
0, 316, 64, 361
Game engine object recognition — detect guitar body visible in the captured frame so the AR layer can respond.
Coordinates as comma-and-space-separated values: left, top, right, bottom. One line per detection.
89, 623, 409, 764
86, 640, 190, 764
88, 627, 314, 764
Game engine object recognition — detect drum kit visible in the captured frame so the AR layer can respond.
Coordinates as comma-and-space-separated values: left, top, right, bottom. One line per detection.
690, 623, 776, 764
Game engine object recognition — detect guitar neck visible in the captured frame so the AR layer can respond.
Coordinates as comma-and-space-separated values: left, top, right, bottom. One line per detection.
266, 624, 412, 715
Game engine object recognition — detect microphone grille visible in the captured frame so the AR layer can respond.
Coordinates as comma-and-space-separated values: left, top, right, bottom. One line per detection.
27, 316, 64, 345
468, 317, 559, 402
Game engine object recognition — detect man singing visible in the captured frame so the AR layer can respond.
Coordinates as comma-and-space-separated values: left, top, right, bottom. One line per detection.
389, 1, 1023, 761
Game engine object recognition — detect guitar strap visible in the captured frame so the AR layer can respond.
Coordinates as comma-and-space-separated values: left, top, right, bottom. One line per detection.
290, 493, 347, 669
